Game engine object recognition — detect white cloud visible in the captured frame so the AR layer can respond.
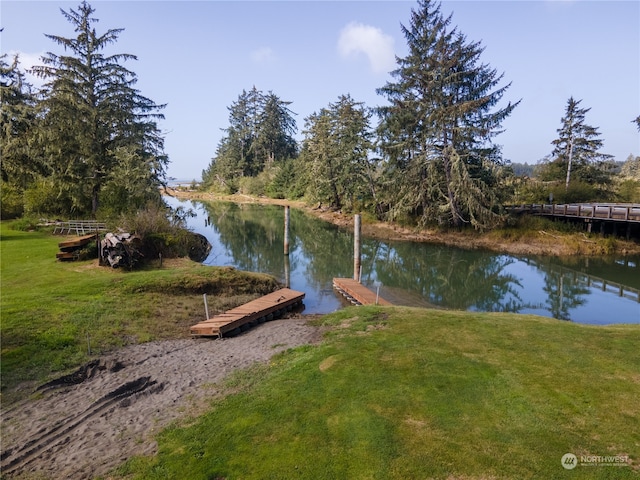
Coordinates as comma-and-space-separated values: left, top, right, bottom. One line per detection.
337, 22, 395, 74
251, 46, 276, 65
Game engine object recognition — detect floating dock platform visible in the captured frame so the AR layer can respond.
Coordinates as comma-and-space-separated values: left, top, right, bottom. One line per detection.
190, 288, 305, 338
332, 278, 392, 306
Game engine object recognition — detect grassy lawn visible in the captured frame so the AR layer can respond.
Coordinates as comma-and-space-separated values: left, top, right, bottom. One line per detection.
112, 307, 640, 480
0, 221, 279, 399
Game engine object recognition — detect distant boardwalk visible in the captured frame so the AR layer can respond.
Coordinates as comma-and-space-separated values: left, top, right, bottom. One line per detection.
509, 203, 640, 238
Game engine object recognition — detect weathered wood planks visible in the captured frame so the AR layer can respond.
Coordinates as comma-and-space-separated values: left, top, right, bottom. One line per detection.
56, 233, 99, 261
190, 288, 305, 338
332, 278, 392, 306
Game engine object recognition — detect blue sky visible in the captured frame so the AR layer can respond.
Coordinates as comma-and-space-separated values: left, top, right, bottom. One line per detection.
2, 0, 639, 181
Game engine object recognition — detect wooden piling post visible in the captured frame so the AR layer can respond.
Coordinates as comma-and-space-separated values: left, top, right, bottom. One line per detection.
354, 214, 361, 282
284, 205, 290, 255
203, 293, 210, 320
284, 253, 291, 288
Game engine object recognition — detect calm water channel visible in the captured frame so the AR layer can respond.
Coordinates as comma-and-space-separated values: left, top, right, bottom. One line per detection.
164, 196, 640, 325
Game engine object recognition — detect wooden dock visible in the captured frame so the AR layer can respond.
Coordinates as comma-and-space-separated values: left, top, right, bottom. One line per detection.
190, 288, 305, 338
333, 278, 392, 306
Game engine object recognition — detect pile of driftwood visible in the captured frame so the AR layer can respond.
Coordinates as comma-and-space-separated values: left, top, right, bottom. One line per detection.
56, 230, 211, 268
100, 232, 143, 268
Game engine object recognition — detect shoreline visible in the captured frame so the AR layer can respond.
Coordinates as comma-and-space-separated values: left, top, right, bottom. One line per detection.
164, 188, 640, 257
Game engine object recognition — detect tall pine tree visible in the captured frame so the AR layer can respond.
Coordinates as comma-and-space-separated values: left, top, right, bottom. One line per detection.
549, 96, 612, 190
299, 94, 375, 211
31, 1, 167, 216
255, 92, 298, 168
0, 54, 39, 188
377, 0, 518, 229
203, 87, 297, 191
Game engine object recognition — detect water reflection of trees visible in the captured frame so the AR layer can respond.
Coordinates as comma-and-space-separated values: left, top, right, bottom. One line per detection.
199, 201, 527, 312
290, 210, 353, 289
199, 202, 354, 290
541, 271, 589, 321
194, 200, 635, 320
366, 243, 525, 311
199, 202, 294, 277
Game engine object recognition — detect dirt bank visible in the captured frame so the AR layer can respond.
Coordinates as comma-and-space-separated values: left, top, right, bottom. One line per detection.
164, 188, 640, 257
1, 317, 325, 479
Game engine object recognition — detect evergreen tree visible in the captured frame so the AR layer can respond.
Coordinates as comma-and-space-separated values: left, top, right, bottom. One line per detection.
620, 153, 640, 180
203, 88, 259, 190
0, 54, 39, 187
31, 1, 167, 216
226, 87, 261, 176
331, 94, 378, 212
202, 136, 238, 192
254, 92, 298, 168
548, 96, 612, 191
377, 0, 518, 229
300, 108, 337, 206
203, 87, 297, 190
299, 94, 376, 211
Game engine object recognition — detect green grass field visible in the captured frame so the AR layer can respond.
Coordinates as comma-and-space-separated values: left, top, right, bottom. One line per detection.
112, 307, 640, 479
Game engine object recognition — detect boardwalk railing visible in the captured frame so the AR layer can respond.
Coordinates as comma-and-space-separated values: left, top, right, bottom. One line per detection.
52, 220, 107, 235
507, 204, 640, 223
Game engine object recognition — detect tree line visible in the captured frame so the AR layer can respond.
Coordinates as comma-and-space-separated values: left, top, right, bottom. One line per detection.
202, 0, 640, 229
3, 0, 639, 229
1, 1, 166, 220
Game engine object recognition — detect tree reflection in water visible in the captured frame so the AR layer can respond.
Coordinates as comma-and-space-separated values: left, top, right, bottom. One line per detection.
168, 197, 640, 324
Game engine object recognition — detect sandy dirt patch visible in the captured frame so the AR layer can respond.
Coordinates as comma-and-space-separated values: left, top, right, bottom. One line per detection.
1, 317, 325, 479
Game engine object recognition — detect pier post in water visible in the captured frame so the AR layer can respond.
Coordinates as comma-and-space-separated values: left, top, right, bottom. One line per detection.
284, 253, 291, 288
284, 205, 290, 255
354, 214, 361, 282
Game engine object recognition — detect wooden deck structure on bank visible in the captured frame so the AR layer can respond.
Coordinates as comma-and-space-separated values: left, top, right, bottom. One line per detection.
333, 278, 392, 306
190, 288, 305, 338
56, 233, 99, 261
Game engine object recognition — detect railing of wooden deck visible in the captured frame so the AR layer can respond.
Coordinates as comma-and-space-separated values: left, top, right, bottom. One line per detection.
52, 220, 108, 235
